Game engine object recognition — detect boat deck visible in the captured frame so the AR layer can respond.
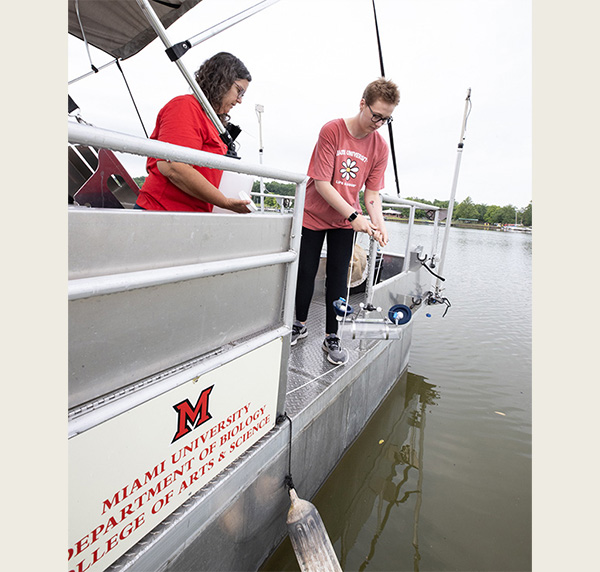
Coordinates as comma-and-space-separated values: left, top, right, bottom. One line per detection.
285, 292, 376, 417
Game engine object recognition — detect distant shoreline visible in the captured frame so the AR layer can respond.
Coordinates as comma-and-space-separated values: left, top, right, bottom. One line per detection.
384, 216, 531, 232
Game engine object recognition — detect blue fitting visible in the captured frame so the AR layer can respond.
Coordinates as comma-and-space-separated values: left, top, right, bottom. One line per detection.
333, 297, 354, 317
388, 304, 412, 325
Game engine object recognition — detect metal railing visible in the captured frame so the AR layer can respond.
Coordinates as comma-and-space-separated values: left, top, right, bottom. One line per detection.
68, 121, 308, 429
68, 122, 306, 183
68, 122, 307, 327
380, 194, 444, 272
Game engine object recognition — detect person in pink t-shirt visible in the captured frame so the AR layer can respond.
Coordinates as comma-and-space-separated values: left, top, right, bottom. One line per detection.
292, 78, 400, 365
135, 52, 252, 213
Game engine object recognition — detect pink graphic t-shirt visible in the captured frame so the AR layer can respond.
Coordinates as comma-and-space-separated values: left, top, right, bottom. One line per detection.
302, 118, 389, 231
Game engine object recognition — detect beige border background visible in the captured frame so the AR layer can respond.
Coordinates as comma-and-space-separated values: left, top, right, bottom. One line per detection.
4, 1, 67, 571
5, 0, 599, 570
532, 1, 598, 570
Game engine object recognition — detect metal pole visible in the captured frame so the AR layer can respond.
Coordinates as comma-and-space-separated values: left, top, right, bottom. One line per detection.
277, 177, 308, 414
134, 0, 227, 137
68, 122, 306, 183
359, 236, 380, 350
187, 0, 280, 47
364, 237, 379, 307
256, 104, 266, 212
381, 193, 438, 210
431, 210, 440, 266
68, 58, 118, 85
435, 89, 472, 288
69, 251, 297, 301
402, 206, 416, 272
282, 180, 308, 329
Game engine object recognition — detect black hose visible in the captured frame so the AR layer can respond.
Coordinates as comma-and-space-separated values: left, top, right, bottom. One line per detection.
116, 59, 149, 138
277, 413, 295, 491
417, 254, 446, 281
421, 261, 445, 282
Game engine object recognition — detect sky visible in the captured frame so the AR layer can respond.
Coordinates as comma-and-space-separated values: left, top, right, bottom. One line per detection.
68, 0, 532, 209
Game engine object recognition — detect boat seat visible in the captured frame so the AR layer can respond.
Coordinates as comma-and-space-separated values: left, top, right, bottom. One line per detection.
69, 144, 140, 209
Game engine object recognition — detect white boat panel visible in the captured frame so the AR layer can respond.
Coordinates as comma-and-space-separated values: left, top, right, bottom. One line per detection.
68, 208, 292, 279
68, 209, 294, 409
69, 339, 282, 572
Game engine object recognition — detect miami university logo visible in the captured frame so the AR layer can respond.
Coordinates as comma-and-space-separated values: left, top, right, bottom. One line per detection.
171, 385, 214, 444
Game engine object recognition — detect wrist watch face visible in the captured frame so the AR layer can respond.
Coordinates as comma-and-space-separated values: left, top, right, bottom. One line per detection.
348, 211, 358, 222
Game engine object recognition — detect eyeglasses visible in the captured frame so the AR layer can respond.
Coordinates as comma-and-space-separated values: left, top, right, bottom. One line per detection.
233, 82, 246, 101
366, 103, 393, 125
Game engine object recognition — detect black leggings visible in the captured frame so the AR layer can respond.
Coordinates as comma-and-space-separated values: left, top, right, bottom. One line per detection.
295, 226, 355, 335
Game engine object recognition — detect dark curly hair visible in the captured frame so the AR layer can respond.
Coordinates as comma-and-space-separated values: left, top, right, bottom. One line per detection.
195, 52, 252, 124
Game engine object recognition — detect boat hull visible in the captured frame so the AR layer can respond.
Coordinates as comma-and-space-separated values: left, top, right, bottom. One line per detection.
111, 321, 413, 572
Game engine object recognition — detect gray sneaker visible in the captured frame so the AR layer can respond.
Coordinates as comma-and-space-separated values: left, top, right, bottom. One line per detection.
291, 321, 308, 346
322, 335, 348, 365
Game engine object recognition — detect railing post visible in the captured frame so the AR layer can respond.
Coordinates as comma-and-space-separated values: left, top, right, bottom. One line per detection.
276, 178, 307, 415
431, 210, 441, 266
402, 206, 416, 272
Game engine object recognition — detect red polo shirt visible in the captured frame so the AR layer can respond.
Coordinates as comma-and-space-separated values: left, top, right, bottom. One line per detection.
137, 94, 227, 212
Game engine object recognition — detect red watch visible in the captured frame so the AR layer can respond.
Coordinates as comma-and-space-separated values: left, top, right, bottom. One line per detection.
347, 211, 359, 222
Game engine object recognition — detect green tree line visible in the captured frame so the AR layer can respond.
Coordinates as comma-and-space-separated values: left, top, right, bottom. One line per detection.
138, 177, 532, 227
250, 180, 296, 209
389, 195, 532, 226
452, 196, 531, 226
252, 181, 532, 227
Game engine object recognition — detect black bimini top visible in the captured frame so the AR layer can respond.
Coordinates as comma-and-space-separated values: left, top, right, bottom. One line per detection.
68, 0, 203, 60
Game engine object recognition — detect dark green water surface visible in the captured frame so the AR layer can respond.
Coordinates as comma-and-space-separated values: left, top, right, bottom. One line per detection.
262, 224, 532, 571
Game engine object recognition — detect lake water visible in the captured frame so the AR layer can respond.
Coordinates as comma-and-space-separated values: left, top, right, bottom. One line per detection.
262, 223, 532, 571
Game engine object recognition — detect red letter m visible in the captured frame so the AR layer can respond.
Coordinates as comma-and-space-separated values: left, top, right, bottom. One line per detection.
171, 385, 214, 444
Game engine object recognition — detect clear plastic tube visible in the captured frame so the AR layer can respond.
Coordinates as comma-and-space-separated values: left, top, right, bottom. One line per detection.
338, 319, 403, 340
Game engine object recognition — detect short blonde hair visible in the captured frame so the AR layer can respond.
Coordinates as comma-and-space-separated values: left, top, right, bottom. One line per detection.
362, 78, 400, 106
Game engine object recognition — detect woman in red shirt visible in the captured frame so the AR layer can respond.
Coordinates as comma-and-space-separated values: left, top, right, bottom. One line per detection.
136, 52, 252, 213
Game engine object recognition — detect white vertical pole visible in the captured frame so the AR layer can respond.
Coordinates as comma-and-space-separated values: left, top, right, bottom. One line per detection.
436, 89, 471, 289
256, 104, 265, 212
402, 206, 416, 272
431, 210, 440, 265
364, 237, 379, 307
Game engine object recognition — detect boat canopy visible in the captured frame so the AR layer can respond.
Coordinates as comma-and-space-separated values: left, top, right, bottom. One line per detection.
68, 0, 204, 60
